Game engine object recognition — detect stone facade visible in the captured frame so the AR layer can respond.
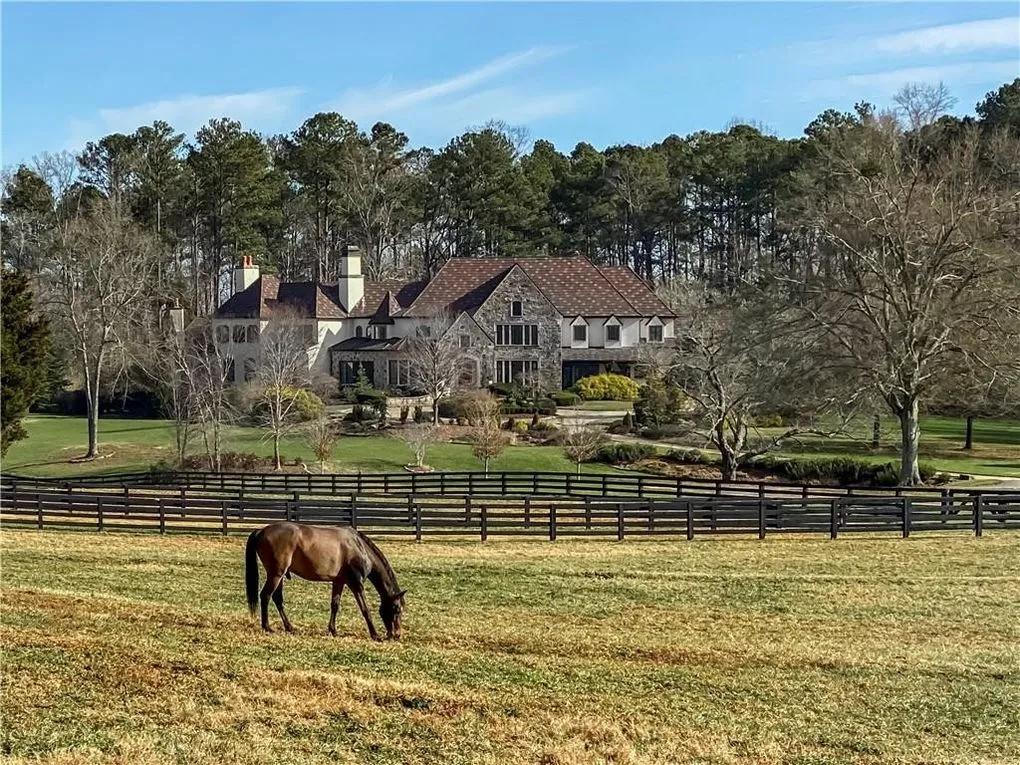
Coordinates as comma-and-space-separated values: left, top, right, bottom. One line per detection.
471, 266, 562, 393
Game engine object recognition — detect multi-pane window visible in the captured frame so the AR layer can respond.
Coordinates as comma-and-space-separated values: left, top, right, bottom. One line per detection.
510, 300, 523, 317
459, 334, 472, 348
388, 359, 411, 387
246, 324, 259, 343
233, 325, 246, 343
299, 324, 316, 346
495, 324, 538, 346
215, 325, 230, 344
495, 359, 539, 385
648, 325, 663, 343
338, 361, 374, 386
572, 324, 587, 342
606, 324, 620, 343
376, 325, 388, 340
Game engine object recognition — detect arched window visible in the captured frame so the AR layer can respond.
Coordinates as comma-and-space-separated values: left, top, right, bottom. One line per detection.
355, 325, 364, 338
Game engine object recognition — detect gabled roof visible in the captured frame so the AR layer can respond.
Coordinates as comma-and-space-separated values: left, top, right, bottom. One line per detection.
348, 280, 426, 319
404, 256, 670, 318
215, 276, 345, 320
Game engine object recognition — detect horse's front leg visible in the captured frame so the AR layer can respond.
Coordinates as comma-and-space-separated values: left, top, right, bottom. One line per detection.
328, 578, 345, 636
348, 578, 381, 641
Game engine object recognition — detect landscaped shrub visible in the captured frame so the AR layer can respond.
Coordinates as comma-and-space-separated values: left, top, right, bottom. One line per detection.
354, 388, 388, 418
574, 373, 640, 401
754, 413, 784, 428
500, 398, 557, 416
180, 452, 272, 472
513, 419, 529, 434
633, 377, 687, 430
413, 405, 425, 423
550, 390, 582, 407
504, 416, 516, 431
662, 448, 705, 465
251, 386, 324, 423
596, 442, 657, 465
751, 455, 941, 486
399, 405, 410, 424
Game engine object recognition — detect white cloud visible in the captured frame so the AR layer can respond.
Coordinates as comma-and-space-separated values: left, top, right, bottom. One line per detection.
805, 59, 1020, 100
332, 46, 590, 138
871, 17, 1019, 57
66, 86, 303, 148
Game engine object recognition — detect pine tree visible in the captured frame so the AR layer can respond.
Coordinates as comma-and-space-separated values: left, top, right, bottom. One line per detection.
1, 271, 51, 455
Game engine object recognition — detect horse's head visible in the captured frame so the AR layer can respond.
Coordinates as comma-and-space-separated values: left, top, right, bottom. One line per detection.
380, 590, 407, 640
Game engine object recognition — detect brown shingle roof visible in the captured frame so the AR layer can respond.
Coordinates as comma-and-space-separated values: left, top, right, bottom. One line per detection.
596, 266, 673, 317
215, 259, 669, 321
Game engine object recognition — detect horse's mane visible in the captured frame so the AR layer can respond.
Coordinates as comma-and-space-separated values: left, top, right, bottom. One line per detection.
355, 529, 399, 596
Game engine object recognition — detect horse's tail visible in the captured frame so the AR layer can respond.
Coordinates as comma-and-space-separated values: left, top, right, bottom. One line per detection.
245, 529, 263, 617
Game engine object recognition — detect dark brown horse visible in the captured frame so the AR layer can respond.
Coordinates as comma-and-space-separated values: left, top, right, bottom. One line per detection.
245, 522, 406, 640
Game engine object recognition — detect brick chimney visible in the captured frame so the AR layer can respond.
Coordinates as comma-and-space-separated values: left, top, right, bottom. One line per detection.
233, 255, 260, 295
338, 245, 364, 311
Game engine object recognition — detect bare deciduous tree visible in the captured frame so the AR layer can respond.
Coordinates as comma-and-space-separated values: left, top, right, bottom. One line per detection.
893, 81, 957, 131
42, 199, 162, 459
401, 423, 439, 469
465, 392, 510, 474
561, 418, 606, 475
305, 415, 339, 473
651, 283, 859, 481
253, 311, 316, 470
797, 115, 1020, 483
406, 313, 461, 425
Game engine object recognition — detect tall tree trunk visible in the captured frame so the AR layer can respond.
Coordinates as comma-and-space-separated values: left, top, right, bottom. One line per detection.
273, 433, 282, 471
964, 415, 974, 450
897, 398, 922, 485
433, 396, 441, 425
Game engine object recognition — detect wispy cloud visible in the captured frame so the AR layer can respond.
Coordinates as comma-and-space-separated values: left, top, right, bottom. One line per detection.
804, 60, 1020, 101
333, 46, 590, 138
870, 17, 1019, 57
66, 87, 303, 148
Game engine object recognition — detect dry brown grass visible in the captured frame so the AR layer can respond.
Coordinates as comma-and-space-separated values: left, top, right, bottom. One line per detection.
2, 529, 1019, 764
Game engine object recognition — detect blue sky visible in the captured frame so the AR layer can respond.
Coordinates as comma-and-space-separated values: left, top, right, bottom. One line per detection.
2, 2, 1018, 166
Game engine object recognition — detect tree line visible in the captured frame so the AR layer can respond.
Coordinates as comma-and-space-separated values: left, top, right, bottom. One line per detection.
1, 78, 1018, 483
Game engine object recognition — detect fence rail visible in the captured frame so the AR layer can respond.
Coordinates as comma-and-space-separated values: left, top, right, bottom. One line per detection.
3, 469, 1014, 503
2, 483, 1017, 540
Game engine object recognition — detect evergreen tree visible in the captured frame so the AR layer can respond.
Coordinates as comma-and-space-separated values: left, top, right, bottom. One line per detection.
1, 271, 51, 455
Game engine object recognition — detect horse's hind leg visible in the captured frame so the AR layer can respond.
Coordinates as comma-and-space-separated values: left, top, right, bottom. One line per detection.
328, 579, 345, 637
272, 582, 294, 633
348, 577, 381, 641
260, 574, 284, 632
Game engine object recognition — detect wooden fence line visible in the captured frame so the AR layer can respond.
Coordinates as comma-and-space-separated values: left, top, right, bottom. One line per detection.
2, 484, 1017, 540
3, 470, 1015, 503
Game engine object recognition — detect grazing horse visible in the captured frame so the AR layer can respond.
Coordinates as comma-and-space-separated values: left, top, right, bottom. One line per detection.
245, 522, 406, 640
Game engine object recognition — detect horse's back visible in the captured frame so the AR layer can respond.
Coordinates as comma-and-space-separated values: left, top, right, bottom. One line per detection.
258, 522, 361, 582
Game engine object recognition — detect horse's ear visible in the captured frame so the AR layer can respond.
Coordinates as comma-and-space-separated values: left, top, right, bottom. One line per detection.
396, 590, 407, 599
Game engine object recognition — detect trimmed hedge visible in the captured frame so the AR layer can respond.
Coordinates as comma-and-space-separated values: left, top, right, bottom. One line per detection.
574, 373, 640, 401
596, 442, 657, 465
251, 387, 324, 423
752, 455, 939, 486
550, 390, 582, 407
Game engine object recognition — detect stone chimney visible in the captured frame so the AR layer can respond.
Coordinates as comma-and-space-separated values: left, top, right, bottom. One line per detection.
338, 244, 364, 311
233, 255, 259, 295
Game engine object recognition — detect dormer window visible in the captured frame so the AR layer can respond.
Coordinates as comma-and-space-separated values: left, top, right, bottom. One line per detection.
572, 325, 587, 343
510, 300, 523, 317
649, 325, 663, 343
606, 324, 620, 343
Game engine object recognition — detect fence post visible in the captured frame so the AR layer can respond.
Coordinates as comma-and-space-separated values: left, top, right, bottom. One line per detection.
603, 475, 610, 497
501, 472, 507, 496
585, 496, 592, 530
384, 473, 390, 494
350, 493, 358, 528
549, 504, 557, 541
9, 479, 16, 512
647, 500, 654, 532
67, 484, 73, 515
97, 496, 104, 532
123, 485, 130, 517
465, 495, 472, 524
638, 475, 646, 498
240, 473, 246, 499
180, 486, 186, 519
686, 501, 694, 541
415, 502, 422, 542
566, 472, 574, 496
331, 473, 337, 495
221, 500, 228, 535
159, 497, 166, 534
292, 492, 300, 523
830, 499, 838, 539
357, 471, 364, 495
617, 503, 625, 541
676, 477, 683, 498
973, 495, 983, 538
534, 472, 539, 495
480, 504, 488, 542
715, 480, 722, 497
406, 495, 414, 525
758, 497, 766, 540
37, 492, 43, 530
901, 497, 911, 538
524, 496, 532, 529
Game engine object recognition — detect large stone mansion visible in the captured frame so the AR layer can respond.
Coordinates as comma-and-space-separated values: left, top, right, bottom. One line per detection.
213, 247, 675, 392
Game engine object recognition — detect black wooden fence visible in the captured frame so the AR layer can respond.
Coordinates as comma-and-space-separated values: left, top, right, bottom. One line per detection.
2, 481, 1017, 539
3, 469, 1014, 502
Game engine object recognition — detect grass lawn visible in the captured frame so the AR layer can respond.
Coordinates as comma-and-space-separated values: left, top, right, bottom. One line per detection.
563, 400, 635, 412
1, 415, 622, 478
767, 415, 1020, 478
2, 529, 1018, 764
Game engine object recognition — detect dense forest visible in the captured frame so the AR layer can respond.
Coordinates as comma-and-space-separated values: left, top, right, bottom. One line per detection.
2, 78, 1018, 483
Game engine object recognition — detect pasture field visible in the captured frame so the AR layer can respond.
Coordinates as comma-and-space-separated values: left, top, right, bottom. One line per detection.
2, 529, 1019, 764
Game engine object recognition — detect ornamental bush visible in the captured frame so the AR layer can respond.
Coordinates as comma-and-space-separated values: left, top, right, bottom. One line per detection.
574, 373, 639, 401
